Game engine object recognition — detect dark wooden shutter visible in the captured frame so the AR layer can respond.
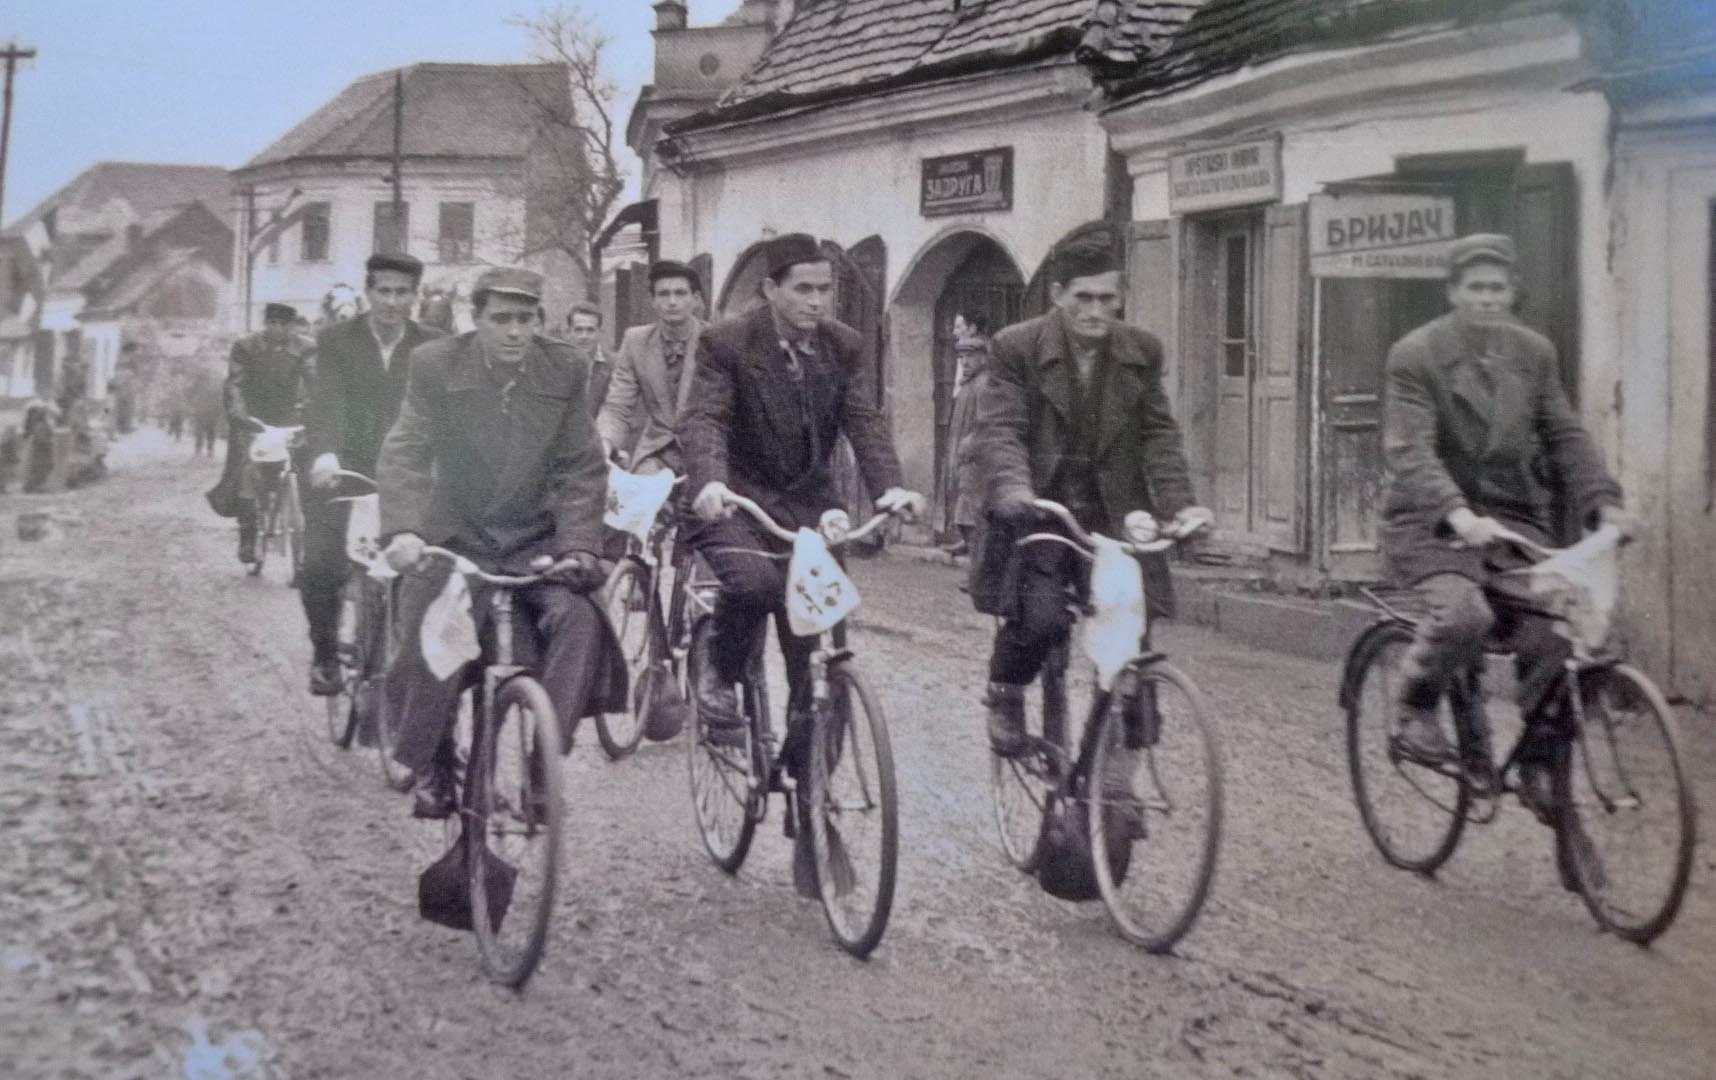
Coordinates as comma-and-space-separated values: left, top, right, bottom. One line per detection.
1257, 203, 1308, 552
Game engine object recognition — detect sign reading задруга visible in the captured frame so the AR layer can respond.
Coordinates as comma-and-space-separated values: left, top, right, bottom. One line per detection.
921, 147, 1013, 217
1308, 191, 1459, 278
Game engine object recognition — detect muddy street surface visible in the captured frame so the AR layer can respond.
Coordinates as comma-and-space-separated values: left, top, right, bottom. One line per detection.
3, 430, 1714, 1080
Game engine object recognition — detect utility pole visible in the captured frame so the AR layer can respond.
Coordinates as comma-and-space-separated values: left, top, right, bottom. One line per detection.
389, 69, 404, 252
0, 42, 38, 227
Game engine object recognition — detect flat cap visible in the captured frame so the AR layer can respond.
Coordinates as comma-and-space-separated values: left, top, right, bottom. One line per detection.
366, 252, 425, 280
765, 232, 824, 278
1449, 233, 1517, 269
263, 302, 297, 321
473, 266, 544, 302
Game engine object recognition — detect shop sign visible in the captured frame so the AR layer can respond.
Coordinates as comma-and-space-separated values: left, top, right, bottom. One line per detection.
1309, 191, 1458, 278
1167, 137, 1281, 214
920, 147, 1013, 217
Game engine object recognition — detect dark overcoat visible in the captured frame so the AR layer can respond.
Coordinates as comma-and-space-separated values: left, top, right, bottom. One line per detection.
678, 304, 902, 531
305, 315, 443, 477
207, 331, 312, 517
1381, 312, 1621, 584
968, 311, 1196, 618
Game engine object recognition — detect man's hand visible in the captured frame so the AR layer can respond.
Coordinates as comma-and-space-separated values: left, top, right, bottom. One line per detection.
1170, 505, 1214, 538
383, 532, 426, 572
875, 487, 927, 522
1596, 504, 1635, 541
543, 550, 604, 594
309, 452, 341, 488
1446, 507, 1508, 548
693, 481, 735, 522
991, 489, 1040, 526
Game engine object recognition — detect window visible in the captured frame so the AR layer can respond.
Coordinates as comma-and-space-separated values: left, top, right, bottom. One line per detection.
438, 202, 474, 264
300, 202, 331, 262
1220, 230, 1253, 379
374, 201, 410, 256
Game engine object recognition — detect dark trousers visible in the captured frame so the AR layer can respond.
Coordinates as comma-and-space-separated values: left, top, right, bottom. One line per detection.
299, 493, 349, 663
688, 515, 816, 714
385, 560, 615, 775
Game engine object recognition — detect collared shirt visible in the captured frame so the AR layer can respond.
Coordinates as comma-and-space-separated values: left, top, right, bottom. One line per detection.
479, 340, 526, 416
660, 321, 694, 399
369, 316, 408, 370
769, 307, 816, 381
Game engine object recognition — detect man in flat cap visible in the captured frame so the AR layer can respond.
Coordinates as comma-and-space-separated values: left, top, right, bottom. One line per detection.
1382, 232, 1628, 825
209, 301, 314, 566
376, 265, 624, 819
299, 253, 444, 696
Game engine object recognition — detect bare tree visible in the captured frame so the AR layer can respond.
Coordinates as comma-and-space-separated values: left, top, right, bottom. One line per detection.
503, 3, 628, 296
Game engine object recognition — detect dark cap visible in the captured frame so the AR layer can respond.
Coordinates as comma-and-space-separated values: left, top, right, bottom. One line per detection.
473, 266, 545, 302
263, 302, 297, 321
1448, 233, 1517, 269
764, 233, 825, 280
648, 259, 703, 295
366, 252, 425, 281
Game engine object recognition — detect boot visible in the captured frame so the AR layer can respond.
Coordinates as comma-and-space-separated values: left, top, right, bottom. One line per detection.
237, 519, 259, 565
1392, 703, 1454, 765
694, 652, 744, 748
985, 682, 1027, 758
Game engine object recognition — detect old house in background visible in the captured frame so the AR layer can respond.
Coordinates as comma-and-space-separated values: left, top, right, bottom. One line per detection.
232, 62, 588, 332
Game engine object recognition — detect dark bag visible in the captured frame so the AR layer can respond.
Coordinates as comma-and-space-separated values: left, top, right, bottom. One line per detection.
640, 667, 688, 741
418, 827, 516, 933
205, 475, 239, 518
1035, 777, 1133, 902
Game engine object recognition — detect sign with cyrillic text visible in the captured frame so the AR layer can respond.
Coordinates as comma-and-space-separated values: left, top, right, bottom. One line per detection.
920, 147, 1014, 217
1308, 192, 1458, 278
1167, 138, 1282, 214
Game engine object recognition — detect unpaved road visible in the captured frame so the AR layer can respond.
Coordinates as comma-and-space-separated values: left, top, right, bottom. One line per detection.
3, 429, 1714, 1079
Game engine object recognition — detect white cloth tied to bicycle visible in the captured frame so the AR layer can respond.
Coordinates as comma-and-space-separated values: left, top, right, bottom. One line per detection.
343, 494, 395, 579
1501, 524, 1621, 657
604, 465, 675, 543
1081, 535, 1147, 691
785, 528, 860, 636
421, 555, 481, 680
248, 426, 294, 463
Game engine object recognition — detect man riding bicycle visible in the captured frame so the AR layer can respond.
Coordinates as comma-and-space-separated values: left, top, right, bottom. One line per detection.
211, 302, 313, 566
376, 266, 625, 819
971, 237, 1212, 801
1382, 233, 1629, 821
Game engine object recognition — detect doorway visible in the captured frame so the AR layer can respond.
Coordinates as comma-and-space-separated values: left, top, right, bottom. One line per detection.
932, 242, 1023, 532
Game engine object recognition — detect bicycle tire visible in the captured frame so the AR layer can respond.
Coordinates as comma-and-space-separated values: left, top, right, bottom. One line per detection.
686, 614, 758, 873
469, 674, 564, 990
1344, 621, 1469, 875
989, 650, 1075, 873
371, 578, 415, 792
1089, 661, 1222, 952
1559, 664, 1696, 945
324, 573, 363, 748
595, 559, 651, 760
808, 661, 898, 958
283, 472, 305, 588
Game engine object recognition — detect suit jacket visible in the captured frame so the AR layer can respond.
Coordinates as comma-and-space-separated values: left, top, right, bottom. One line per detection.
377, 332, 607, 571
305, 316, 444, 476
1381, 312, 1621, 584
969, 311, 1196, 617
224, 331, 313, 427
678, 305, 901, 531
596, 317, 704, 467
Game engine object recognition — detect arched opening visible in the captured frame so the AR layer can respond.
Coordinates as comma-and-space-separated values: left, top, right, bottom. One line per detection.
889, 229, 1025, 534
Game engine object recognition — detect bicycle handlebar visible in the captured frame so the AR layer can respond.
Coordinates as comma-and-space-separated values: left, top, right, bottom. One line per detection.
1021, 498, 1205, 558
417, 544, 546, 588
721, 492, 894, 547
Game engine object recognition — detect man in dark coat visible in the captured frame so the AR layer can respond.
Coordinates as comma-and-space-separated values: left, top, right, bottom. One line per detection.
377, 266, 624, 819
972, 238, 1209, 778
567, 301, 612, 419
1382, 233, 1626, 817
300, 254, 444, 695
678, 233, 923, 761
210, 303, 313, 564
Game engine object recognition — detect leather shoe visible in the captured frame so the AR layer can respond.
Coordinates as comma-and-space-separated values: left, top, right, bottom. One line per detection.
695, 654, 745, 748
1391, 704, 1454, 765
411, 764, 458, 820
308, 660, 342, 697
985, 682, 1027, 758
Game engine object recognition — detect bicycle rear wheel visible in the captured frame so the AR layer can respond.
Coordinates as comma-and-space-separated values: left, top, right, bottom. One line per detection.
808, 661, 898, 958
283, 472, 305, 588
686, 615, 758, 873
595, 559, 650, 760
324, 572, 364, 747
469, 674, 564, 989
1345, 622, 1469, 874
1089, 661, 1222, 952
989, 649, 1080, 872
1559, 665, 1696, 944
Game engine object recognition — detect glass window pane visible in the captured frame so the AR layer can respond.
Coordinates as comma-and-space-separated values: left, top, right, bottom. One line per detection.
1224, 234, 1249, 340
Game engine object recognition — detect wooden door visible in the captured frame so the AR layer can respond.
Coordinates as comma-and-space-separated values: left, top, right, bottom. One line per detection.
1213, 217, 1258, 536
1667, 168, 1716, 705
1256, 203, 1308, 551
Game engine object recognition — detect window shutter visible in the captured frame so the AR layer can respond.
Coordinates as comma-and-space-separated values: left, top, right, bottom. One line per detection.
1257, 203, 1308, 553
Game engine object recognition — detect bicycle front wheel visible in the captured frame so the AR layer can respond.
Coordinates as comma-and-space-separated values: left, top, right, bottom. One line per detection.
371, 579, 414, 792
469, 674, 565, 989
283, 472, 305, 588
990, 650, 1082, 872
1089, 661, 1222, 953
808, 661, 898, 958
324, 573, 364, 747
686, 615, 759, 872
595, 559, 651, 760
1560, 664, 1696, 944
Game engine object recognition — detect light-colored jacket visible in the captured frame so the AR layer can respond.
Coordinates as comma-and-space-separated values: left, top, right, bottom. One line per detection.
596, 318, 703, 466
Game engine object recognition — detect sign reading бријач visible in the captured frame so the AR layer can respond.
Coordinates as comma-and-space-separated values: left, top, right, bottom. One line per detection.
921, 147, 1013, 217
1167, 137, 1282, 214
1308, 191, 1458, 278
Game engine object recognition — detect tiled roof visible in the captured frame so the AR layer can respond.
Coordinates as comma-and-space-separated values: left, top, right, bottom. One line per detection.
671, 0, 1090, 130
242, 63, 571, 170
85, 248, 211, 316
4, 162, 231, 237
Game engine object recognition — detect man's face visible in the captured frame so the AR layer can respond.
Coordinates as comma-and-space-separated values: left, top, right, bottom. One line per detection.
1051, 270, 1123, 342
1447, 261, 1516, 324
475, 293, 537, 365
763, 260, 833, 334
262, 316, 293, 344
568, 313, 601, 353
651, 277, 697, 327
366, 269, 418, 332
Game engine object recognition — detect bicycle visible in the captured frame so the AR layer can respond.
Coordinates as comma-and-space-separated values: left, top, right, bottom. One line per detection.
685, 495, 900, 958
246, 420, 306, 587
1340, 525, 1696, 944
986, 499, 1224, 953
414, 545, 567, 988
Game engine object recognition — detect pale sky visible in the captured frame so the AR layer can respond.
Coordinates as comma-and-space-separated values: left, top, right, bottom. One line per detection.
1, 0, 741, 227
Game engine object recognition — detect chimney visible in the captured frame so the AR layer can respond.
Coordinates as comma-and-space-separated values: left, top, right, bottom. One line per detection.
653, 0, 688, 31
